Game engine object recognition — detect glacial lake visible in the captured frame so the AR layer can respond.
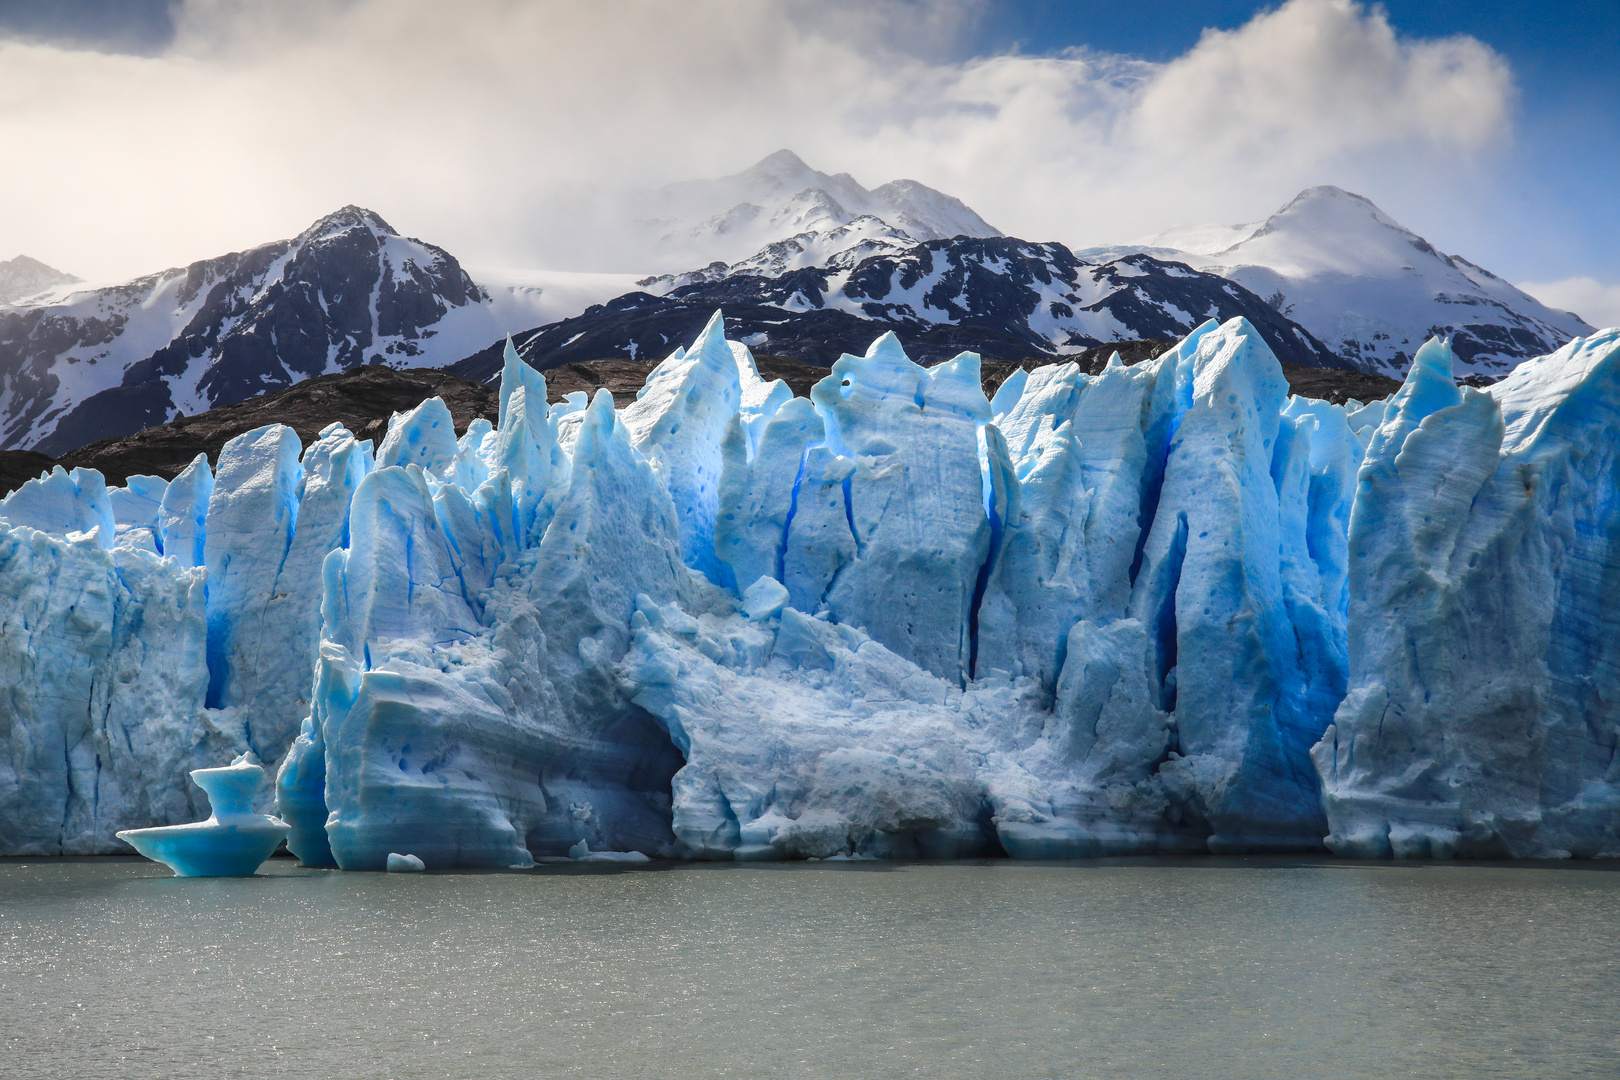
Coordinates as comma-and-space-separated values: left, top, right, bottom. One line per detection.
0, 857, 1614, 1079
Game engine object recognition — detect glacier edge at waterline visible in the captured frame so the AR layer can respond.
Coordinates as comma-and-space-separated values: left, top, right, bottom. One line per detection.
2, 314, 1616, 863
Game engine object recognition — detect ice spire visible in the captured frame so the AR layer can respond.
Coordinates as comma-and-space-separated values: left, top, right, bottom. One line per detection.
619, 309, 743, 587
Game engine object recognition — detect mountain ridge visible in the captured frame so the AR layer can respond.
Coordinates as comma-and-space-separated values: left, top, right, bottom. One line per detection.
450, 236, 1349, 387
4, 160, 1594, 456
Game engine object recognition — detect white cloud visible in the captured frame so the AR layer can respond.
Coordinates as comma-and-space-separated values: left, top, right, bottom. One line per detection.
0, 0, 1516, 282
1519, 277, 1620, 331
1134, 0, 1510, 156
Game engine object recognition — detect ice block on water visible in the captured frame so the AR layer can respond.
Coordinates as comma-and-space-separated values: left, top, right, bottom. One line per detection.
116, 755, 290, 876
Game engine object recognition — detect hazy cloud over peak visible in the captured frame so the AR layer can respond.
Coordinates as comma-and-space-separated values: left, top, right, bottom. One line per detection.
0, 0, 1526, 283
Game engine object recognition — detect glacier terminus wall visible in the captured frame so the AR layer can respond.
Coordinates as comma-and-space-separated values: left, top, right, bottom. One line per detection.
2, 312, 1617, 864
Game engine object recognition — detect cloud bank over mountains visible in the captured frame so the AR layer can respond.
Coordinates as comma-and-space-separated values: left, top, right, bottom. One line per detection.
0, 0, 1528, 284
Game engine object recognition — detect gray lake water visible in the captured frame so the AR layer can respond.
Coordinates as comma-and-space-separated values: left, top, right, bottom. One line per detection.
0, 857, 1614, 1079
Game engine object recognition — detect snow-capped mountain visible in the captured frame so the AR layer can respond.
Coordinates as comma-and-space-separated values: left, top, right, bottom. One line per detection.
1116, 186, 1593, 377
0, 256, 81, 306
475, 151, 1005, 334
455, 236, 1345, 380
634, 149, 1001, 280
697, 236, 1346, 368
1, 208, 500, 454
636, 213, 924, 294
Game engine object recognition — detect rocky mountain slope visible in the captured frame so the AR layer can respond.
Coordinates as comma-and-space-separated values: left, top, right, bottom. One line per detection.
0, 208, 500, 455
453, 237, 1349, 380
1119, 186, 1594, 377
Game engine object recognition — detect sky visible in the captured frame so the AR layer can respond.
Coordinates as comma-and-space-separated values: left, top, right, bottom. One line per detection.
0, 0, 1615, 324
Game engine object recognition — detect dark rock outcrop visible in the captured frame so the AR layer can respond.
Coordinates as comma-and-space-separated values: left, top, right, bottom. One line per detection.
451, 238, 1349, 387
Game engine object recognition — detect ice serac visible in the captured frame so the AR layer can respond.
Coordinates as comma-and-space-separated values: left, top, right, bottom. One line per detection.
484, 338, 568, 547
805, 335, 994, 684
108, 475, 167, 554
714, 396, 825, 595
524, 389, 693, 738
983, 318, 1355, 857
293, 387, 691, 870
376, 397, 458, 480
157, 454, 213, 569
973, 413, 1087, 688
0, 465, 116, 546
1314, 331, 1620, 858
0, 525, 235, 853
512, 389, 692, 857
621, 310, 743, 587
313, 463, 512, 869
246, 425, 373, 761
976, 339, 1183, 690
730, 340, 793, 457
201, 425, 303, 754
322, 465, 480, 664
1128, 318, 1345, 851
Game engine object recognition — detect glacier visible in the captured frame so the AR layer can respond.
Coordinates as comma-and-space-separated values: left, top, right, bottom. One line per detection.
1, 313, 1616, 865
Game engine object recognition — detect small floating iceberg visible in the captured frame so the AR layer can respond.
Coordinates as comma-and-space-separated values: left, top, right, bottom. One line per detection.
568, 839, 651, 863
117, 755, 290, 876
386, 853, 425, 873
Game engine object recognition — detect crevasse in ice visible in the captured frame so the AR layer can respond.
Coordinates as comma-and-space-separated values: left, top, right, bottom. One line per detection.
2, 317, 1617, 863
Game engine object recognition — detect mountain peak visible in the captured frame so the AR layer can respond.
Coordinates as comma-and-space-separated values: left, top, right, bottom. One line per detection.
0, 254, 72, 276
732, 149, 827, 197
1288, 184, 1368, 205
642, 152, 1000, 276
1130, 184, 1594, 378
0, 255, 82, 306
297, 205, 398, 244
1258, 186, 1409, 240
753, 148, 810, 173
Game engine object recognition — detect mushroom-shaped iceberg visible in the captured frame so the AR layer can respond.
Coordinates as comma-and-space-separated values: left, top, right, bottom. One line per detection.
117, 755, 290, 876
